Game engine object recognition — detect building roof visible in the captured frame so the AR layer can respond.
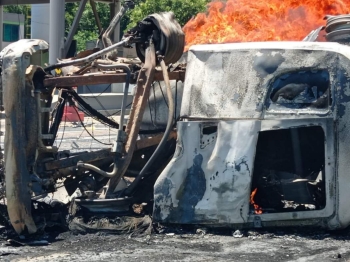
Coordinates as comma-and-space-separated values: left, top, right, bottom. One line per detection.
3, 12, 25, 24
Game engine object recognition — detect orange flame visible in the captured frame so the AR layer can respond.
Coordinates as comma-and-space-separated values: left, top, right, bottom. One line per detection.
250, 188, 263, 214
183, 0, 350, 51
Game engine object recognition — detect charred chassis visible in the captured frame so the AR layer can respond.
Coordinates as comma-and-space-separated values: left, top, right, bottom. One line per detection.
1, 8, 185, 235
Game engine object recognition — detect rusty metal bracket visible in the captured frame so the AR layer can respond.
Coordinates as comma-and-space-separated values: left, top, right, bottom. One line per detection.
44, 149, 112, 171
43, 71, 185, 88
104, 41, 156, 197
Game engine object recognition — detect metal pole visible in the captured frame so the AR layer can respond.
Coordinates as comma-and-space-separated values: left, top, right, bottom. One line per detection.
113, 0, 120, 43
90, 0, 102, 34
109, 2, 115, 40
0, 5, 3, 51
110, 0, 122, 93
49, 0, 65, 65
64, 0, 87, 57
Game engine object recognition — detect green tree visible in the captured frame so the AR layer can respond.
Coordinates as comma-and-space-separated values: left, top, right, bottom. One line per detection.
127, 0, 209, 30
3, 5, 29, 14
5, 0, 209, 51
65, 0, 209, 51
65, 2, 111, 51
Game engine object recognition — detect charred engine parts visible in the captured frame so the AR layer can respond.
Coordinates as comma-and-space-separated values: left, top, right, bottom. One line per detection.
303, 14, 350, 43
45, 11, 184, 72
125, 12, 185, 64
325, 15, 350, 43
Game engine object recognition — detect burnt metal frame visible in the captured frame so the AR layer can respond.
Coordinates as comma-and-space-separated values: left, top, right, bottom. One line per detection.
45, 149, 112, 171
41, 58, 184, 197
43, 71, 185, 87
41, 8, 185, 195
105, 41, 156, 196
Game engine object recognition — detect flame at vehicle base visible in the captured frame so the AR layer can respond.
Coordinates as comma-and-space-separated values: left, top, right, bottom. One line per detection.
250, 188, 263, 215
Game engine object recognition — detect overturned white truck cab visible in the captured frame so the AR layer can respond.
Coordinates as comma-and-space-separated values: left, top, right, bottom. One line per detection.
4, 12, 350, 235
154, 41, 350, 229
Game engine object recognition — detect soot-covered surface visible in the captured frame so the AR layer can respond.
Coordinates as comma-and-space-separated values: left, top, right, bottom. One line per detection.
1, 226, 350, 261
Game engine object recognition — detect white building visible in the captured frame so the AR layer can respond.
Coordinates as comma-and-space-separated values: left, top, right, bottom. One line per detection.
2, 12, 25, 49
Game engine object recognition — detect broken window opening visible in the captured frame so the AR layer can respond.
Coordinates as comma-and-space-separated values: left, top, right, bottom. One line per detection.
250, 126, 326, 214
201, 124, 218, 149
202, 125, 218, 135
268, 69, 331, 110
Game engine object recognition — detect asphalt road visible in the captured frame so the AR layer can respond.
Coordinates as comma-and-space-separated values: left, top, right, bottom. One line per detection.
1, 227, 350, 262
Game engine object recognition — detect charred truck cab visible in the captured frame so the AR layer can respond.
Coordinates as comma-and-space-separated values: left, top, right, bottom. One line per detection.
3, 10, 350, 235
154, 41, 350, 229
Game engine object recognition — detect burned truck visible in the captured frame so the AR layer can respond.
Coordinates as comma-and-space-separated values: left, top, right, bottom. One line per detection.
2, 10, 350, 235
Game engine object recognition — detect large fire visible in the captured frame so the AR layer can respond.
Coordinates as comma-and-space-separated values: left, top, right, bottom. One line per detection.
183, 0, 350, 50
250, 188, 263, 215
